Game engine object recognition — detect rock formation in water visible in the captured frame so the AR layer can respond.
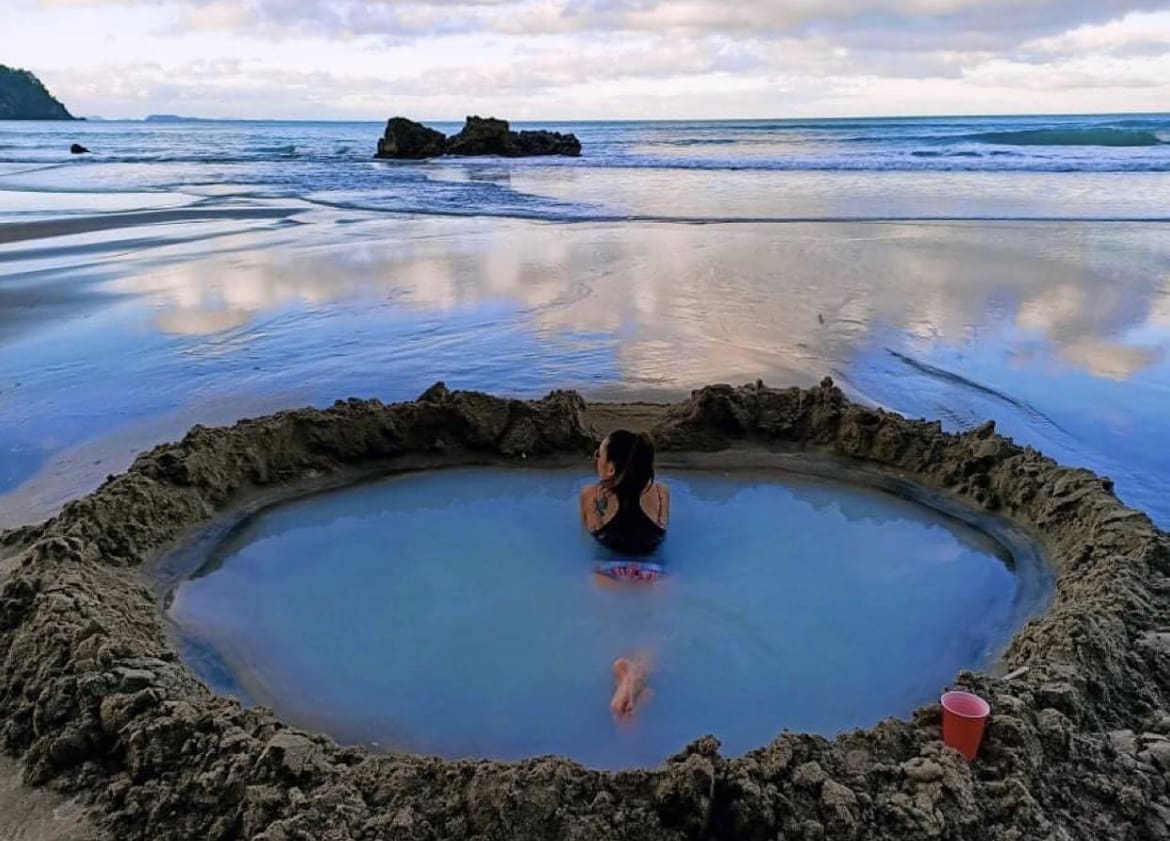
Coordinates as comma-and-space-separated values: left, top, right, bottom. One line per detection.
2, 379, 1170, 840
443, 115, 514, 156
374, 115, 581, 159
0, 65, 74, 120
376, 116, 447, 159
69, 143, 89, 155
513, 127, 583, 156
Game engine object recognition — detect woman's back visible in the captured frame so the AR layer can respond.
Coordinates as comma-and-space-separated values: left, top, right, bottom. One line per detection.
582, 481, 670, 556
580, 429, 670, 556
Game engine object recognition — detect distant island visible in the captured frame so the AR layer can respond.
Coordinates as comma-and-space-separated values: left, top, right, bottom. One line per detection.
0, 65, 74, 120
145, 114, 213, 123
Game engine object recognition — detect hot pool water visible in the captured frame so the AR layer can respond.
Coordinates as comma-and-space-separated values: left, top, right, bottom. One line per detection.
166, 468, 1042, 769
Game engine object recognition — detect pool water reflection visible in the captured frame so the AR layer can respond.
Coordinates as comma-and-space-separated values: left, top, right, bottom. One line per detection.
168, 467, 1042, 769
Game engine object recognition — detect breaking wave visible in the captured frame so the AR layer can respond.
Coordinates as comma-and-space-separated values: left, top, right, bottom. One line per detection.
960, 128, 1165, 148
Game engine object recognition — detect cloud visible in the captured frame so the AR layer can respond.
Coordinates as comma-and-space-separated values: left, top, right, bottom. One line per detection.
37, 0, 1168, 48
1021, 10, 1170, 56
964, 52, 1170, 91
41, 39, 777, 118
17, 0, 1170, 118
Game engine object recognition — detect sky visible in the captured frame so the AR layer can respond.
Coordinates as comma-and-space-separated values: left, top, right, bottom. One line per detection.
5, 0, 1170, 120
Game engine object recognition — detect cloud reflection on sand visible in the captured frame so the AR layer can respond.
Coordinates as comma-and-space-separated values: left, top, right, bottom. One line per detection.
111, 218, 1170, 389
5, 214, 1170, 528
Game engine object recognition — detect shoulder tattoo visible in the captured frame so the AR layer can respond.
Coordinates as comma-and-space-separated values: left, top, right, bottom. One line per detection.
594, 489, 609, 520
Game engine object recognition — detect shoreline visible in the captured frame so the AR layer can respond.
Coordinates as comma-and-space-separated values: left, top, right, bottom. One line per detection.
1, 379, 1165, 840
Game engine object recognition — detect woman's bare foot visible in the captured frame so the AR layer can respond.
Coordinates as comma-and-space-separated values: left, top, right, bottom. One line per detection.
610, 656, 650, 719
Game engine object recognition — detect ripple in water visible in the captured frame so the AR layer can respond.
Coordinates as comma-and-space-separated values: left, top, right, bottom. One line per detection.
167, 467, 1036, 769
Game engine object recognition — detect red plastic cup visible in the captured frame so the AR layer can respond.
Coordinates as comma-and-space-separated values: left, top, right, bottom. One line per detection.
940, 691, 991, 761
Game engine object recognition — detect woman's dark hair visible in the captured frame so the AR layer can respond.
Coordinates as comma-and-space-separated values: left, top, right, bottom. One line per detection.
603, 429, 656, 507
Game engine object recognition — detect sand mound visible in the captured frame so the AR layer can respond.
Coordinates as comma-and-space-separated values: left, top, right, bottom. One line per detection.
1, 379, 1168, 841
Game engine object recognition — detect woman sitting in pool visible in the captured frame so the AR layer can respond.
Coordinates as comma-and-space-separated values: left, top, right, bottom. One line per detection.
579, 429, 670, 718
581, 429, 670, 555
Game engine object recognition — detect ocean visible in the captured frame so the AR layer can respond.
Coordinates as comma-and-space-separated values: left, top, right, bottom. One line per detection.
3, 115, 1170, 222
1, 113, 1169, 527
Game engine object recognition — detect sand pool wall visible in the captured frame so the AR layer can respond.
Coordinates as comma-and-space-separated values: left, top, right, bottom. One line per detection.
0, 379, 1167, 841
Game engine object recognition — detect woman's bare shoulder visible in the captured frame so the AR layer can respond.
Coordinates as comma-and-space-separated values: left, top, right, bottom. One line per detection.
580, 483, 608, 516
647, 480, 670, 526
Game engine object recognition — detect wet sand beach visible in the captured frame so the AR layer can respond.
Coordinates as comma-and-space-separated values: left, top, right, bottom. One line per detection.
3, 204, 1170, 528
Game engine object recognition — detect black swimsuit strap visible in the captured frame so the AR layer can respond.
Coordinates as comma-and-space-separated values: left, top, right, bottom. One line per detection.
613, 485, 655, 520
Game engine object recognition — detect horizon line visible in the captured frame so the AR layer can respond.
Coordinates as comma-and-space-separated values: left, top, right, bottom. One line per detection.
65, 109, 1170, 124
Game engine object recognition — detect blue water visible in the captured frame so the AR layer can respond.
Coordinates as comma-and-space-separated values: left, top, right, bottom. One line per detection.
167, 468, 1028, 769
4, 115, 1170, 225
5, 114, 1170, 173
2, 114, 1170, 544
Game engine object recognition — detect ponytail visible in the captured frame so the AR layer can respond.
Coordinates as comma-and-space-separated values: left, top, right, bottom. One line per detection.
603, 430, 657, 508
